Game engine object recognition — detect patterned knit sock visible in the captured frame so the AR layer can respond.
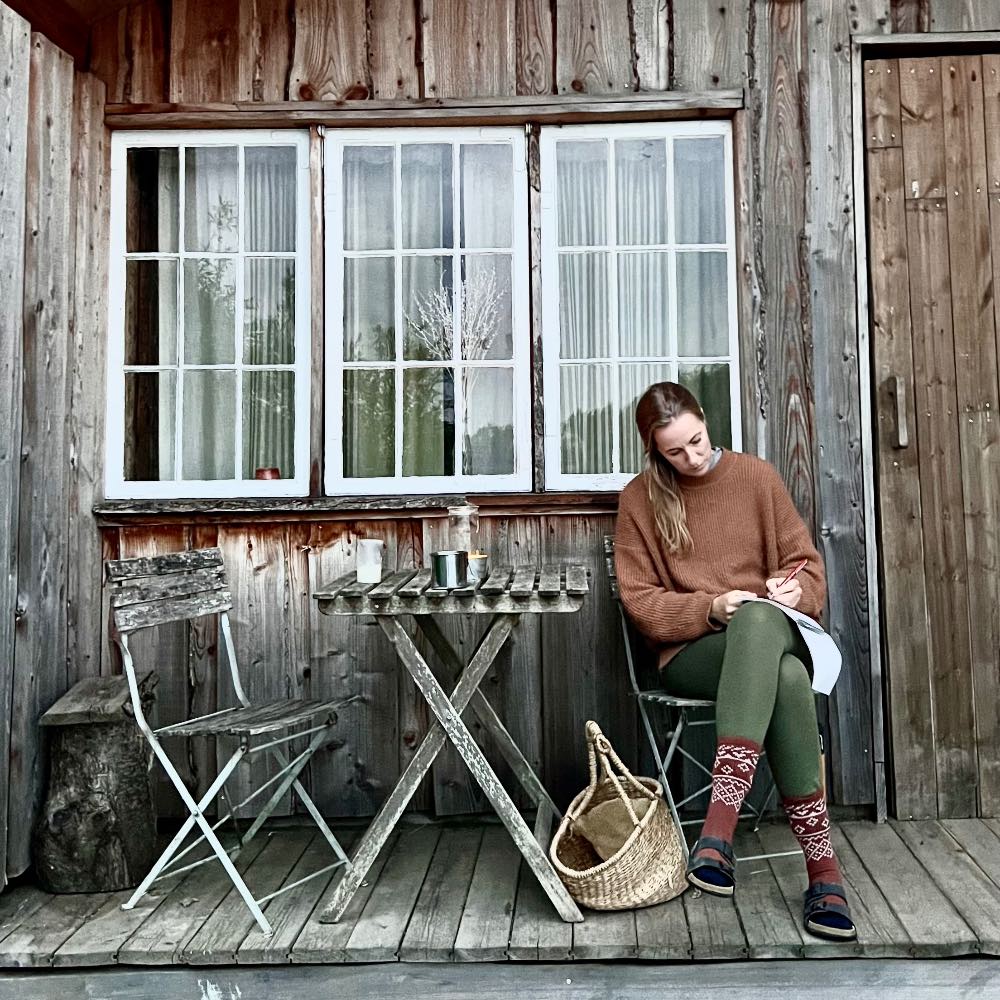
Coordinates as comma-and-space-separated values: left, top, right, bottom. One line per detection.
782, 789, 843, 892
694, 737, 762, 862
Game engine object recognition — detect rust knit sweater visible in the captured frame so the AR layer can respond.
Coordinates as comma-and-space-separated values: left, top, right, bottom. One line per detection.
614, 449, 826, 668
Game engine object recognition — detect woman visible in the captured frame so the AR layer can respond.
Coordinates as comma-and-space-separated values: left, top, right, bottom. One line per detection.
614, 381, 856, 942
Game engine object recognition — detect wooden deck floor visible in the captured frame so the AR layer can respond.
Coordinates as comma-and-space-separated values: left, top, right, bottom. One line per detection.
1, 818, 999, 968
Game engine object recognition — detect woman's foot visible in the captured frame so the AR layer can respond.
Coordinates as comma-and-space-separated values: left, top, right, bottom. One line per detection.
685, 836, 736, 896
803, 881, 857, 940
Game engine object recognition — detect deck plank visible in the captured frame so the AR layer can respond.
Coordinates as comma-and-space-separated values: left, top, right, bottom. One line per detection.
343, 825, 441, 962
893, 820, 1000, 954
117, 833, 271, 965
508, 863, 573, 961
941, 819, 1000, 888
633, 894, 690, 960
841, 821, 978, 956
290, 831, 399, 963
53, 889, 166, 967
400, 827, 483, 961
732, 829, 804, 959
0, 892, 105, 968
0, 887, 49, 947
238, 831, 359, 964
453, 826, 521, 961
182, 830, 314, 964
571, 907, 637, 960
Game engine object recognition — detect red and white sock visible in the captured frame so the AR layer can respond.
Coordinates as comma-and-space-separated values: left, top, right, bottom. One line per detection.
782, 789, 842, 887
699, 737, 762, 848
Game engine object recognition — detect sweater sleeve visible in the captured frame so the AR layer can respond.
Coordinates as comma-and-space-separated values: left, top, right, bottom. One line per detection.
766, 468, 827, 619
614, 502, 718, 644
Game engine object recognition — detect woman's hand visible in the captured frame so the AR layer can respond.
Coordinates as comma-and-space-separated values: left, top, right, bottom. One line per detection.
710, 590, 758, 625
765, 577, 803, 609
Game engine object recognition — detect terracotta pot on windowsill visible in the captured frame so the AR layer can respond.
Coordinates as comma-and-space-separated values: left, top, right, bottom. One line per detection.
254, 467, 281, 480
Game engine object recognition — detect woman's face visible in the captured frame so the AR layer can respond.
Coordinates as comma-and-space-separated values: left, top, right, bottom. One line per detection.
652, 412, 713, 476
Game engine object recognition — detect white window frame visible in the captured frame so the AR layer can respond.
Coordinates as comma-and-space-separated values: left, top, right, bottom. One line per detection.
105, 129, 312, 500
540, 121, 742, 491
324, 127, 532, 495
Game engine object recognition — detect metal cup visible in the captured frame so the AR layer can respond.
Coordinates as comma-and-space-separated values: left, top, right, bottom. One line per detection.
431, 550, 468, 589
468, 553, 489, 584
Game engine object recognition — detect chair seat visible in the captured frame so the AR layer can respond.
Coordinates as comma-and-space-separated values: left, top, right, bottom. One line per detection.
156, 697, 348, 737
637, 689, 716, 708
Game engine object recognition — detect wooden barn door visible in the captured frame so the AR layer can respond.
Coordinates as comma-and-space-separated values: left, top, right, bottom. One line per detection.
865, 55, 1000, 820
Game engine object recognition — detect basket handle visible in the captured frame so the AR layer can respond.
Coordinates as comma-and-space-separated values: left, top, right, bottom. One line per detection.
569, 721, 657, 825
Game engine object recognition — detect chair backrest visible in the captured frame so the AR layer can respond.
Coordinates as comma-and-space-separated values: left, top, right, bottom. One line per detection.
604, 535, 661, 694
106, 547, 233, 636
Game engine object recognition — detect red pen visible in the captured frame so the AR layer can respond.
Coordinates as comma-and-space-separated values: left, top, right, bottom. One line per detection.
774, 558, 808, 590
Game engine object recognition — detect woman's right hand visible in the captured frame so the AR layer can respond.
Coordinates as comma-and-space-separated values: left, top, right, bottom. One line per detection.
710, 590, 758, 626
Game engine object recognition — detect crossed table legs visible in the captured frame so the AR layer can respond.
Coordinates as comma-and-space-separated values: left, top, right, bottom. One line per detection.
318, 611, 583, 924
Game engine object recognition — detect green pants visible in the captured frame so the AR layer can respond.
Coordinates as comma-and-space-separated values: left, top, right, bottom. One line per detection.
663, 601, 821, 797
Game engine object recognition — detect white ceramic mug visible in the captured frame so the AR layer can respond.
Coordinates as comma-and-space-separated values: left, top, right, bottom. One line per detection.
356, 539, 385, 584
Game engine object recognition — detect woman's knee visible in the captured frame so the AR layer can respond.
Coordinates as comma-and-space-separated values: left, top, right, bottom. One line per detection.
775, 654, 815, 710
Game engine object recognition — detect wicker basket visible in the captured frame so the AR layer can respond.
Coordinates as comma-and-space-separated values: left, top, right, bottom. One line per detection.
549, 721, 687, 910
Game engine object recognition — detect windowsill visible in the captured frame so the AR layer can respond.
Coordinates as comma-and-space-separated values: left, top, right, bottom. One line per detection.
93, 491, 621, 523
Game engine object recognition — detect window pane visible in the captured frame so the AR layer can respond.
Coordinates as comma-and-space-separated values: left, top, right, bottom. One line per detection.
616, 139, 666, 245
462, 254, 512, 361
402, 143, 453, 249
243, 370, 294, 479
557, 141, 607, 246
404, 255, 453, 361
463, 367, 514, 475
125, 260, 177, 365
343, 146, 394, 251
677, 252, 728, 356
182, 371, 236, 480
126, 148, 178, 252
560, 364, 612, 474
244, 258, 294, 364
184, 147, 238, 252
344, 369, 394, 477
124, 372, 175, 481
344, 256, 394, 361
184, 258, 236, 364
680, 363, 731, 449
674, 137, 725, 244
619, 363, 673, 474
559, 252, 609, 359
617, 252, 669, 358
245, 146, 296, 252
461, 144, 512, 248
403, 368, 454, 476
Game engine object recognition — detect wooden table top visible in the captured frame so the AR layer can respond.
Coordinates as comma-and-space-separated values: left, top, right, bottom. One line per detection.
314, 563, 589, 616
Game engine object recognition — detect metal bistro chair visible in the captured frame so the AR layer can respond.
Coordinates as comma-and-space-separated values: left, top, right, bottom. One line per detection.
107, 547, 357, 935
604, 536, 800, 863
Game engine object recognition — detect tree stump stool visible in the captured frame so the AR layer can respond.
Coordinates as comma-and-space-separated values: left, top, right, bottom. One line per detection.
33, 673, 157, 893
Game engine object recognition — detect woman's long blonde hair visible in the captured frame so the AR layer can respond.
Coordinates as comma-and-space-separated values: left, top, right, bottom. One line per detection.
635, 382, 707, 554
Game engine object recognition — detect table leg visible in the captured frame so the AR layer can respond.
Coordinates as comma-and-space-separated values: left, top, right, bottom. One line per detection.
317, 614, 518, 924
413, 614, 563, 825
382, 616, 583, 924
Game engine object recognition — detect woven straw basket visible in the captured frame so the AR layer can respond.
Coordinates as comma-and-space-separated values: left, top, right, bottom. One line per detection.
549, 721, 687, 910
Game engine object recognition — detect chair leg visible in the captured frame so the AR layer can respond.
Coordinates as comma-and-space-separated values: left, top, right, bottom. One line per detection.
637, 697, 684, 837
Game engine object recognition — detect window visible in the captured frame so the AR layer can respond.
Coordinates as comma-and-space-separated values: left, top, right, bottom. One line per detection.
324, 128, 531, 494
106, 131, 312, 499
540, 122, 741, 490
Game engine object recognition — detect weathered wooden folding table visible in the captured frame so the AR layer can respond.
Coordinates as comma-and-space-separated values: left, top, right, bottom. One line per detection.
313, 563, 589, 924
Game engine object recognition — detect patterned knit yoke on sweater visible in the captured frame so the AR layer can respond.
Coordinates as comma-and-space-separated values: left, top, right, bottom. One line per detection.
614, 449, 826, 668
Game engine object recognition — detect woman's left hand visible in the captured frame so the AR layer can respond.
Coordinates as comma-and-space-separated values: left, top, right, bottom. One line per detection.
765, 577, 802, 608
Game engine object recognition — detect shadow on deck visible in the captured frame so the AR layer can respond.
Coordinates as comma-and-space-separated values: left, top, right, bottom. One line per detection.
1, 818, 999, 967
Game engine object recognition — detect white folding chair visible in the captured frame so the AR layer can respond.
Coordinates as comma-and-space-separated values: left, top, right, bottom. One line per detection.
107, 547, 355, 935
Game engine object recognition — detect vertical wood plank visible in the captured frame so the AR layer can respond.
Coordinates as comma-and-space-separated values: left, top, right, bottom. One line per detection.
899, 58, 946, 200
168, 0, 241, 103
929, 0, 997, 30
671, 0, 747, 91
423, 0, 516, 98
8, 33, 75, 878
369, 0, 419, 99
88, 0, 168, 104
555, 0, 633, 95
891, 0, 929, 31
631, 0, 669, 91
239, 0, 294, 101
188, 525, 219, 803
515, 0, 554, 95
941, 54, 998, 818
865, 130, 938, 818
0, 2, 30, 891
289, 0, 368, 101
66, 71, 109, 693
806, 0, 889, 806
